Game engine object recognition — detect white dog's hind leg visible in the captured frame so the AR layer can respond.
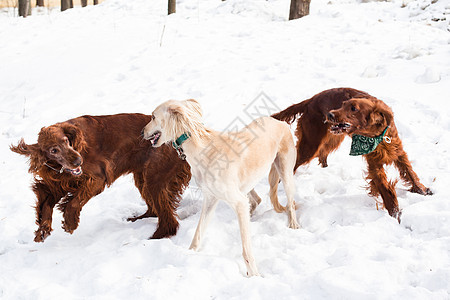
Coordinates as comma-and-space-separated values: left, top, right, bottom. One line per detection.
248, 189, 261, 215
189, 194, 219, 251
228, 192, 260, 277
276, 147, 300, 230
281, 173, 299, 229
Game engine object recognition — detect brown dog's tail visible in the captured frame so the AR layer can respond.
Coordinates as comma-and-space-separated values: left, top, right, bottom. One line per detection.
271, 99, 311, 124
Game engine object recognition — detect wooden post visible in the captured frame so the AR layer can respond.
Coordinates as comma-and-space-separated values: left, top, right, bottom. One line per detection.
168, 0, 176, 15
61, 0, 70, 11
289, 0, 311, 20
18, 0, 31, 17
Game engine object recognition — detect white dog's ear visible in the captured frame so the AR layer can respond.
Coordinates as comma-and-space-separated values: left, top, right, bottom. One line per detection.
184, 99, 203, 118
168, 104, 184, 118
166, 99, 208, 144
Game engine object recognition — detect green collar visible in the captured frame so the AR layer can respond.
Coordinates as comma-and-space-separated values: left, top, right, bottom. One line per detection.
172, 133, 191, 160
350, 127, 390, 156
172, 133, 191, 149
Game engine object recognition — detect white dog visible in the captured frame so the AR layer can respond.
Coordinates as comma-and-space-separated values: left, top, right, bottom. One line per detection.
143, 99, 299, 276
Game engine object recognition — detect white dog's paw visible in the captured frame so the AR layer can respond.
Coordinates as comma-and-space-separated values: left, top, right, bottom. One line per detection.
189, 243, 199, 251
247, 271, 261, 277
289, 221, 300, 230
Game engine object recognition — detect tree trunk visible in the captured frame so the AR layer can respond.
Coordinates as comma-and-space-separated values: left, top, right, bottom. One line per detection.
18, 0, 31, 17
61, 0, 70, 11
70, 0, 74, 8
93, 0, 98, 4
81, 0, 87, 7
168, 0, 176, 15
36, 0, 44, 7
289, 0, 311, 20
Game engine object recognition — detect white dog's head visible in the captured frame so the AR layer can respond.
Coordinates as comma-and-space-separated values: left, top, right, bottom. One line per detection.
143, 99, 208, 147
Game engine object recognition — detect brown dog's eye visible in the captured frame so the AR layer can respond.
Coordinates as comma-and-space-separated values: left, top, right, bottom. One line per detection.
351, 105, 357, 112
50, 148, 59, 154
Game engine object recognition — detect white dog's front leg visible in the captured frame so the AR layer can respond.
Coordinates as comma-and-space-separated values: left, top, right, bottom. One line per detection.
189, 194, 219, 251
230, 195, 260, 277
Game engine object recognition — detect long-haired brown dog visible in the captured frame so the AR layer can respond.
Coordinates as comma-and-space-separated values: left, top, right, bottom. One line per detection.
11, 113, 191, 242
272, 87, 432, 221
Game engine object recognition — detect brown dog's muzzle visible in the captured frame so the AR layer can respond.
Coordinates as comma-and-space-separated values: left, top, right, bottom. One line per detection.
327, 110, 351, 135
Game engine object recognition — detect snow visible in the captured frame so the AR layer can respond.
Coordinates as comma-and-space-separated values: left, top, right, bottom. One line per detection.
1, 0, 449, 298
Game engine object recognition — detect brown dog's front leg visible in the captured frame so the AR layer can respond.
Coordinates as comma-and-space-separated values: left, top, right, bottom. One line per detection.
127, 208, 157, 222
395, 153, 433, 196
129, 171, 158, 222
32, 182, 61, 242
60, 198, 82, 234
59, 192, 94, 234
366, 160, 401, 222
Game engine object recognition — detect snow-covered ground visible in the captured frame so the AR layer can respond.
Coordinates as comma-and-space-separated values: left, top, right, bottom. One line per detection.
1, 0, 449, 299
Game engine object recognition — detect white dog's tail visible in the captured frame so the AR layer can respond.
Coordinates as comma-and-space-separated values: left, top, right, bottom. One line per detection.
269, 164, 286, 213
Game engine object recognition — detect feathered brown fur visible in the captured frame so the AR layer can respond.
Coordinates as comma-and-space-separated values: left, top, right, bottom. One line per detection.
11, 113, 191, 242
272, 88, 432, 221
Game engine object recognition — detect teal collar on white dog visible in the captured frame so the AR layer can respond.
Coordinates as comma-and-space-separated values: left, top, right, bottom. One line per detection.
172, 133, 191, 160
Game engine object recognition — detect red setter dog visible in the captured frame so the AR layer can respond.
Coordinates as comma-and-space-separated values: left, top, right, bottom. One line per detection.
10, 113, 191, 242
272, 88, 432, 221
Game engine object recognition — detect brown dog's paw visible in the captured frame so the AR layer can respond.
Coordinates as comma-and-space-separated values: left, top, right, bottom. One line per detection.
388, 207, 402, 224
127, 210, 157, 222
409, 186, 433, 196
62, 207, 81, 234
34, 226, 52, 243
318, 157, 328, 168
150, 225, 178, 239
396, 210, 402, 224
61, 220, 78, 234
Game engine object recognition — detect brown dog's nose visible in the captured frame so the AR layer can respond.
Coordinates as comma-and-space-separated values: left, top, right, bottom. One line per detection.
73, 157, 82, 167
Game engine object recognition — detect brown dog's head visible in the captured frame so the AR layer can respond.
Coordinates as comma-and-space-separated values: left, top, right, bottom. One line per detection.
326, 98, 393, 137
10, 123, 86, 176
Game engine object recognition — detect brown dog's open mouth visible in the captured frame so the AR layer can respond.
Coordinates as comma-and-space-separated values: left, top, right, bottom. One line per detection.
330, 123, 351, 134
147, 131, 161, 146
67, 166, 82, 176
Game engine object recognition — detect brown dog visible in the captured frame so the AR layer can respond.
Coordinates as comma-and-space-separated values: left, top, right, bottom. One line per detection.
272, 88, 432, 221
11, 113, 191, 242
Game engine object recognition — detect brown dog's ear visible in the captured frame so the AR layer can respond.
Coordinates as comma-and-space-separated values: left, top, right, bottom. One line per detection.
10, 138, 40, 157
10, 139, 46, 173
370, 100, 393, 127
62, 123, 86, 152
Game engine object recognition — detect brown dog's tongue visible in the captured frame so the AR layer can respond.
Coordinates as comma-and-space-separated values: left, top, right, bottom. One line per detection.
69, 167, 83, 176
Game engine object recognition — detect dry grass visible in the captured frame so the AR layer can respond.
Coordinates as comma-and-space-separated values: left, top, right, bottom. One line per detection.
0, 0, 104, 9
